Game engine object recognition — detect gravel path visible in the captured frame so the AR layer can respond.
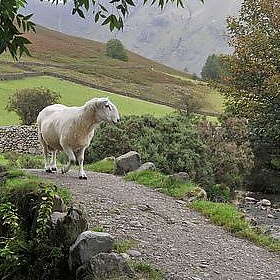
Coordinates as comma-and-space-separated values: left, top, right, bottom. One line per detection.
27, 169, 280, 280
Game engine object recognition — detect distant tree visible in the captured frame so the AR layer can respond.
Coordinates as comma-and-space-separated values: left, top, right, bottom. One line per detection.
201, 54, 223, 81
220, 0, 280, 192
0, 0, 204, 60
6, 87, 61, 125
106, 39, 128, 62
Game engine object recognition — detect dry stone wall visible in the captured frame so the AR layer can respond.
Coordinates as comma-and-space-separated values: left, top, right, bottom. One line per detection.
0, 125, 42, 155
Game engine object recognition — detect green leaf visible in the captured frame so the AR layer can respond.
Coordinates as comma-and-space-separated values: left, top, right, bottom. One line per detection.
77, 8, 85, 18
102, 15, 113, 26
84, 0, 90, 10
94, 11, 100, 22
125, 0, 135, 6
99, 4, 108, 12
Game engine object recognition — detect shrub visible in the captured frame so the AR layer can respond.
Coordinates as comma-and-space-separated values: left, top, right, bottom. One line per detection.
106, 39, 128, 62
87, 113, 253, 195
0, 169, 72, 280
206, 184, 231, 202
197, 116, 254, 193
6, 87, 60, 125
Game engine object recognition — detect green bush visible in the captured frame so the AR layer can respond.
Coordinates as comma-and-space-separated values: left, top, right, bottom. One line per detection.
86, 113, 254, 195
206, 184, 231, 202
6, 87, 60, 125
106, 39, 128, 62
197, 116, 254, 192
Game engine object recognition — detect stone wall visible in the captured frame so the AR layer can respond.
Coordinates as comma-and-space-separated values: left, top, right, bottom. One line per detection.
0, 125, 42, 155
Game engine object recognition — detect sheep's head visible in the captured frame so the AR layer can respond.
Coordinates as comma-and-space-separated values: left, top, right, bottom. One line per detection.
89, 97, 120, 124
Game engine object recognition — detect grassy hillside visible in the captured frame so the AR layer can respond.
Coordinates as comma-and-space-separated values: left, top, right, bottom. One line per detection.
0, 76, 174, 125
0, 25, 223, 117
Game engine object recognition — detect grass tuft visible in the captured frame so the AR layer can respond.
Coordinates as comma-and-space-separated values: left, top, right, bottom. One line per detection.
131, 261, 164, 280
87, 158, 116, 174
125, 170, 197, 199
113, 239, 138, 254
190, 200, 280, 252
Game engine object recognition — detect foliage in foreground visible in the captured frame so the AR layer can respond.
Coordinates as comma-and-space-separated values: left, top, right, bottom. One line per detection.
190, 200, 280, 252
0, 165, 72, 280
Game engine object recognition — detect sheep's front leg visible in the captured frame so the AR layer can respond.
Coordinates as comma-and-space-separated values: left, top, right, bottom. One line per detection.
61, 148, 76, 174
76, 147, 87, 180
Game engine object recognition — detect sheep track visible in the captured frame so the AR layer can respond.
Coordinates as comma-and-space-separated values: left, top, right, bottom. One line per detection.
26, 169, 280, 280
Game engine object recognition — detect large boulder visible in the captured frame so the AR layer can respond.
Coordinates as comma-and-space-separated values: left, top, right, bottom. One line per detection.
76, 252, 135, 280
69, 231, 114, 272
115, 151, 141, 175
50, 207, 88, 246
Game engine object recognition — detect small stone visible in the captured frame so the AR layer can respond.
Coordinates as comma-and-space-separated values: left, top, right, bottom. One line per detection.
127, 249, 142, 258
259, 199, 272, 207
267, 213, 275, 219
137, 204, 150, 211
129, 220, 142, 228
245, 196, 257, 204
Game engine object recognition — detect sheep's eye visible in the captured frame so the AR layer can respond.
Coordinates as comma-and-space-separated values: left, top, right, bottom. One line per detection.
105, 104, 111, 110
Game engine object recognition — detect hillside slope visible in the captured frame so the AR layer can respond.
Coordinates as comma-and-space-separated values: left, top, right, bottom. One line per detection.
23, 0, 241, 75
1, 25, 222, 115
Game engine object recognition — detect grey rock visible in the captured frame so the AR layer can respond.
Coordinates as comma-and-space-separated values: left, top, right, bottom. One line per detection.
51, 207, 88, 247
258, 199, 272, 207
52, 194, 67, 212
127, 249, 142, 258
135, 161, 156, 172
245, 196, 257, 204
115, 151, 141, 175
51, 211, 66, 225
69, 231, 114, 272
87, 252, 135, 279
169, 172, 190, 183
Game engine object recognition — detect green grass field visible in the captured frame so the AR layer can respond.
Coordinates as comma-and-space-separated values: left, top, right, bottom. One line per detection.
0, 76, 174, 125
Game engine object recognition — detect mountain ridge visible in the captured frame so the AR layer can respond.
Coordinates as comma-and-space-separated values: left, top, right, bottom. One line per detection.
23, 0, 241, 75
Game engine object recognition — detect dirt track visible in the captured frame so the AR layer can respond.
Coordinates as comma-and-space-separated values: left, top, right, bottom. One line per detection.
26, 169, 280, 280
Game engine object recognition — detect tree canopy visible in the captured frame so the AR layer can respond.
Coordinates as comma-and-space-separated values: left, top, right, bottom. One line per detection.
201, 54, 223, 82
221, 0, 280, 192
221, 0, 279, 146
0, 0, 204, 59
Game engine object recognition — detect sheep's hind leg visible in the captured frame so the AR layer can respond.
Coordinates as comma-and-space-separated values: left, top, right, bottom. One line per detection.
39, 135, 52, 173
61, 148, 76, 174
76, 147, 87, 180
49, 151, 57, 172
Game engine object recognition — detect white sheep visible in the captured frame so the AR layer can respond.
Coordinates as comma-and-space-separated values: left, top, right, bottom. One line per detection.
37, 97, 120, 179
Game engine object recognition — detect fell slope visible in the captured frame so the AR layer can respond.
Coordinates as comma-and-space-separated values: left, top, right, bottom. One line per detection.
2, 25, 222, 114
23, 0, 241, 74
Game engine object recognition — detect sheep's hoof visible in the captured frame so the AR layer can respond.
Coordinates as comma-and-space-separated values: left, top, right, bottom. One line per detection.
61, 169, 66, 174
46, 168, 52, 173
79, 176, 87, 180
51, 167, 57, 172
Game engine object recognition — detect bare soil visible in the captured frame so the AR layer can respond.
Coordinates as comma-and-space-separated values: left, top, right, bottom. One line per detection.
26, 169, 280, 280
